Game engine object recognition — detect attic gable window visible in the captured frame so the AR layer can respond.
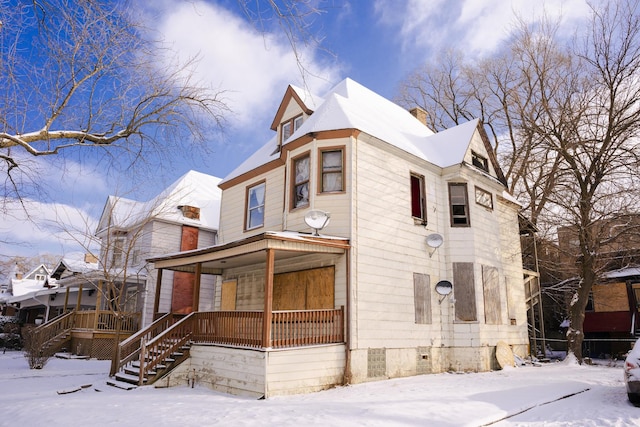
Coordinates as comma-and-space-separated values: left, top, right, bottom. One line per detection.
245, 181, 266, 230
449, 183, 470, 227
292, 153, 310, 209
471, 151, 489, 172
410, 173, 427, 223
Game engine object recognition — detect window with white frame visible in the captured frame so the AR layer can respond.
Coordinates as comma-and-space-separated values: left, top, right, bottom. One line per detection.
246, 181, 266, 230
292, 153, 310, 208
320, 148, 344, 193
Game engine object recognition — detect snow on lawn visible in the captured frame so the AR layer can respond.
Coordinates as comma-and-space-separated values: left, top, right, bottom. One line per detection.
0, 351, 639, 426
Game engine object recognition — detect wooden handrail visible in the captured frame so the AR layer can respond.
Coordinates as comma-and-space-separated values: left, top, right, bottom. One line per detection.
112, 312, 178, 376
31, 311, 75, 349
140, 313, 195, 383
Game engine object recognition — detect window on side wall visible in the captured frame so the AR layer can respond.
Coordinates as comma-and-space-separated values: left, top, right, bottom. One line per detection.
474, 186, 493, 210
111, 237, 125, 267
292, 153, 310, 209
246, 181, 266, 230
320, 148, 344, 193
449, 183, 470, 226
410, 173, 427, 223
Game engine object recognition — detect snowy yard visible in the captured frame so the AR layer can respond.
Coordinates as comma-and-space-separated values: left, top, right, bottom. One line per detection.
0, 351, 638, 426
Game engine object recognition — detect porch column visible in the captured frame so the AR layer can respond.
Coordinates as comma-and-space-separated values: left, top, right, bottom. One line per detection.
63, 287, 70, 312
94, 281, 103, 330
262, 249, 275, 348
153, 268, 163, 318
192, 263, 202, 312
75, 285, 83, 311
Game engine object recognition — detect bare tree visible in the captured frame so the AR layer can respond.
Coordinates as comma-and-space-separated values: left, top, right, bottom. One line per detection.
397, 0, 640, 362
0, 0, 227, 205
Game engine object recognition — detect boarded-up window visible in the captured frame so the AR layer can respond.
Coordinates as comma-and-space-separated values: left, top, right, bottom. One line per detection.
414, 273, 431, 324
220, 280, 237, 311
171, 226, 199, 314
506, 276, 518, 323
273, 266, 335, 310
482, 265, 501, 324
454, 262, 476, 321
593, 282, 630, 312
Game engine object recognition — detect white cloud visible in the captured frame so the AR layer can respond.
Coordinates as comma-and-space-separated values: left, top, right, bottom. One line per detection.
0, 198, 99, 258
144, 1, 341, 128
375, 0, 592, 58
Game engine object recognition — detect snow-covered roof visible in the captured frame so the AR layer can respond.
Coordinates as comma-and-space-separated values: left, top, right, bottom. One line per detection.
51, 255, 100, 279
604, 267, 640, 279
97, 170, 222, 233
222, 78, 481, 185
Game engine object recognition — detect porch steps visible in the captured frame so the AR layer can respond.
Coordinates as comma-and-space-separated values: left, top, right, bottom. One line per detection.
114, 345, 191, 387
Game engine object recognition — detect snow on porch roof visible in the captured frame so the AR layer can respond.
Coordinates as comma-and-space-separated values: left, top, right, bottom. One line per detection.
221, 78, 478, 185
148, 231, 350, 272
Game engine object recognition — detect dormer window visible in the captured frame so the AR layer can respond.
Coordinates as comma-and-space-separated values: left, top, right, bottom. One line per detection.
471, 151, 489, 172
281, 122, 292, 145
280, 114, 304, 145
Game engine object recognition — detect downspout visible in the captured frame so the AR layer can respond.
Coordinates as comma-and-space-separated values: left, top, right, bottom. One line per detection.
344, 248, 352, 384
344, 133, 357, 384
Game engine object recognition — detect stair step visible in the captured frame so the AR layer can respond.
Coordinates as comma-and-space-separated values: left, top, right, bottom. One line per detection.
107, 380, 138, 391
115, 372, 147, 385
124, 367, 157, 376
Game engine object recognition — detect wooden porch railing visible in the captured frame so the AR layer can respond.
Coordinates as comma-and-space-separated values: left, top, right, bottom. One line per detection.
192, 311, 263, 348
112, 313, 181, 376
190, 307, 345, 349
271, 308, 344, 348
74, 310, 140, 332
31, 311, 75, 352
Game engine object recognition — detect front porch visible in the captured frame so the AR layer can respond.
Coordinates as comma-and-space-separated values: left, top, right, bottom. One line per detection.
112, 232, 350, 397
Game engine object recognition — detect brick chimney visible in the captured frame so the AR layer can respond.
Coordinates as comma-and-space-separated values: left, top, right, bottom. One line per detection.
409, 107, 428, 126
179, 205, 201, 220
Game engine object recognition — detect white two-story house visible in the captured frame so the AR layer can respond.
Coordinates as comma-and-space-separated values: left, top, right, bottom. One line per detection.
128, 78, 528, 397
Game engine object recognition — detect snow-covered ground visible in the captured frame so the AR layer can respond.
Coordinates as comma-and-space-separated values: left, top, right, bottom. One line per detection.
0, 351, 638, 426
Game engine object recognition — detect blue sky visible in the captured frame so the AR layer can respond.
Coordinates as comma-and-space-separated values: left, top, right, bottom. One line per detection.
0, 0, 594, 260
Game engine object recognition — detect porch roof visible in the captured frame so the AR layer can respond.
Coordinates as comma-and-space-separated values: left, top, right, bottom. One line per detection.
148, 231, 350, 274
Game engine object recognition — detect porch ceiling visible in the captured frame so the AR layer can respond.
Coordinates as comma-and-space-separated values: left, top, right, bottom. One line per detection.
149, 231, 350, 274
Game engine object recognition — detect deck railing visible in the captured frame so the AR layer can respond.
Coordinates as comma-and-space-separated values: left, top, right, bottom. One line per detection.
74, 310, 140, 332
271, 308, 344, 348
190, 307, 345, 349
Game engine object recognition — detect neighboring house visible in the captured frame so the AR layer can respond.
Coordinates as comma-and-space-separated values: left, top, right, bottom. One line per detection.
94, 169, 222, 328
0, 264, 54, 322
554, 215, 640, 358
4, 170, 222, 359
119, 78, 529, 398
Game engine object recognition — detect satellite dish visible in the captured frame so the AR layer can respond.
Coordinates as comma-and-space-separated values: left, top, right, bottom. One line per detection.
435, 280, 453, 296
426, 233, 444, 249
304, 210, 331, 235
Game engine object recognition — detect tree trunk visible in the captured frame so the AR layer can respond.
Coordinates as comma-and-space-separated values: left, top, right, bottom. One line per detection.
567, 250, 597, 363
